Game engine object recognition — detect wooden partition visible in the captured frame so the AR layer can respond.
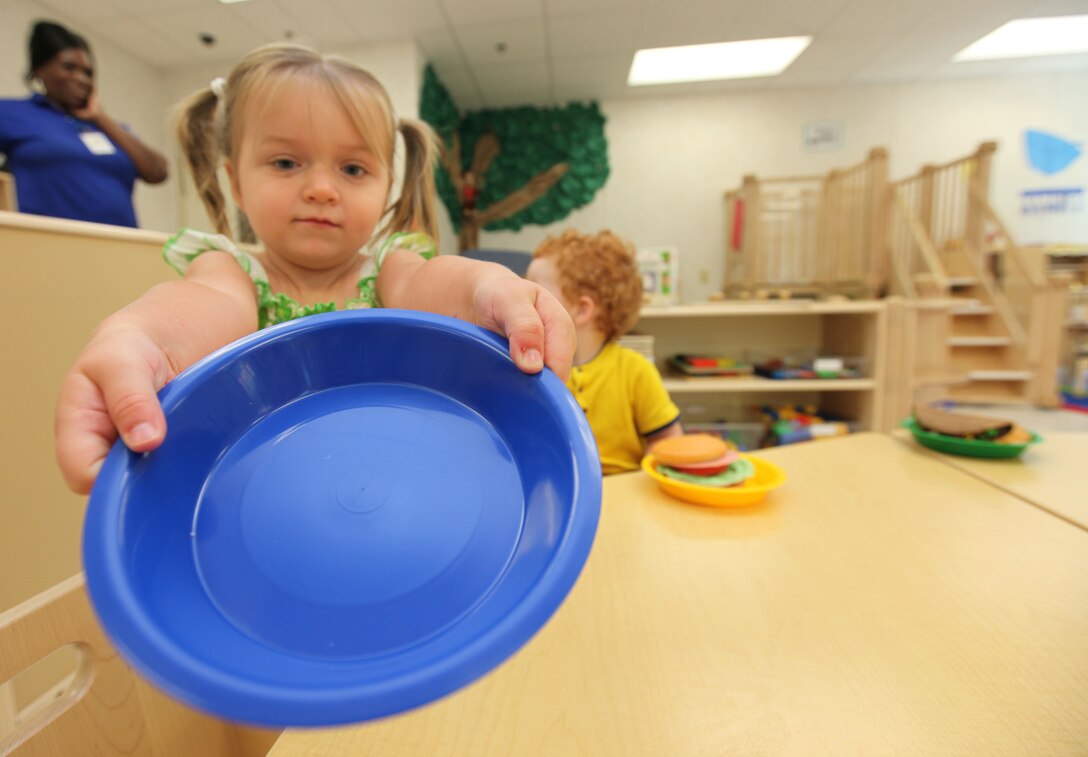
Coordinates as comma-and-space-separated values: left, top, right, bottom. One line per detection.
0, 174, 16, 212
0, 209, 281, 757
723, 147, 889, 300
0, 211, 175, 614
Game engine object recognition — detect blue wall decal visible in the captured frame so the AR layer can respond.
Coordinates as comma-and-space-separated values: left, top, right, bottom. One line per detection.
1024, 130, 1082, 175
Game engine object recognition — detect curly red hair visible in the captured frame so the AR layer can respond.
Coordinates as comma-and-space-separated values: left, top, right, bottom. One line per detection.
532, 229, 644, 340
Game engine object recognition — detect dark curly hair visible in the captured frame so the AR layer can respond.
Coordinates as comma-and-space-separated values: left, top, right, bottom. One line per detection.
27, 20, 92, 81
533, 229, 644, 340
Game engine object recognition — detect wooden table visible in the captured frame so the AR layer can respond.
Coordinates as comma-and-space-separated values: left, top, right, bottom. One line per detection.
269, 433, 1088, 756
894, 430, 1088, 531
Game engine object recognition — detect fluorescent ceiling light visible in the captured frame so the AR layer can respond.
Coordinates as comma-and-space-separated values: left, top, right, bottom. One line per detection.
219, 0, 250, 4
628, 36, 812, 86
954, 15, 1088, 61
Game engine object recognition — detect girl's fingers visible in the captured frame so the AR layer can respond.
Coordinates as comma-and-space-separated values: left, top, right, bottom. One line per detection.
533, 293, 575, 382
486, 281, 575, 381
55, 346, 168, 495
89, 355, 167, 453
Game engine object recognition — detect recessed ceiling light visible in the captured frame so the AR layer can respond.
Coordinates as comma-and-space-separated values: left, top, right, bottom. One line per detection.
953, 15, 1088, 61
628, 36, 812, 86
219, 0, 251, 4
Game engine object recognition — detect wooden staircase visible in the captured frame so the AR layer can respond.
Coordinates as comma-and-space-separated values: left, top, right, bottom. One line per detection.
940, 249, 1033, 403
888, 143, 1067, 407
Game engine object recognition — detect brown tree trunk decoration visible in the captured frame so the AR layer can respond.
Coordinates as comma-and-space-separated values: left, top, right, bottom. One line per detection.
441, 133, 570, 252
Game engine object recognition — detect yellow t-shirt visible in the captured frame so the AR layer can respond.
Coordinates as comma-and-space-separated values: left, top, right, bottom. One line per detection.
567, 341, 680, 475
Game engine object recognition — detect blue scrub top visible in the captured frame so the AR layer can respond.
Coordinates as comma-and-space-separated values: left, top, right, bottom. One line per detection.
0, 94, 139, 227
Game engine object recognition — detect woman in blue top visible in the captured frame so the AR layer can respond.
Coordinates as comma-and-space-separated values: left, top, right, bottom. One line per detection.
0, 21, 168, 227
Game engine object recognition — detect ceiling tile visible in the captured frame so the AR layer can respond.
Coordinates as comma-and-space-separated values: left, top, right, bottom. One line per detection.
85, 17, 193, 69
429, 66, 481, 108
438, 0, 543, 27
35, 0, 123, 24
221, 1, 303, 47
773, 32, 893, 85
108, 0, 198, 13
23, 0, 1088, 104
455, 21, 546, 65
548, 0, 645, 16
417, 28, 467, 69
951, 52, 1088, 76
272, 0, 365, 47
546, 11, 640, 57
323, 0, 447, 41
140, 5, 268, 63
635, 0, 749, 49
825, 0, 943, 34
472, 59, 549, 89
551, 54, 632, 101
1025, 0, 1088, 16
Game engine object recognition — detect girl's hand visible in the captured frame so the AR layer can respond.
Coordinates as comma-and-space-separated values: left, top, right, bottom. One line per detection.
471, 277, 576, 382
55, 327, 175, 494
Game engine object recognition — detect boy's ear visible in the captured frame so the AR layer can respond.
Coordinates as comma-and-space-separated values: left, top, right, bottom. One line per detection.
573, 295, 596, 328
224, 159, 244, 211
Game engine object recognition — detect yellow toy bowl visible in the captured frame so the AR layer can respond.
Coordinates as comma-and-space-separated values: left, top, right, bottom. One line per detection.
641, 453, 786, 508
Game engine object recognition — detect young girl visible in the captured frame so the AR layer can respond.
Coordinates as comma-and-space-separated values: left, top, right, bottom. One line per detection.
55, 43, 574, 494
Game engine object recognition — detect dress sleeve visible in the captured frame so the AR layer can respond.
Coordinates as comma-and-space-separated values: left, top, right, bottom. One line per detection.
352, 231, 438, 308
163, 228, 269, 284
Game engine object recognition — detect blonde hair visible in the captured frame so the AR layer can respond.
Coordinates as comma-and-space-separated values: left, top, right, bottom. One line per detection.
533, 229, 644, 340
174, 43, 437, 242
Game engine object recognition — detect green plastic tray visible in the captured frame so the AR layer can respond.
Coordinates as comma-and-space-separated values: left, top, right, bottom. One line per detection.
900, 418, 1042, 459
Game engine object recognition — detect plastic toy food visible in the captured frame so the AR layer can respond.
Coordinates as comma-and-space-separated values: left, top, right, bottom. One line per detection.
913, 404, 1012, 439
641, 453, 785, 507
666, 448, 739, 476
651, 433, 729, 466
647, 433, 761, 493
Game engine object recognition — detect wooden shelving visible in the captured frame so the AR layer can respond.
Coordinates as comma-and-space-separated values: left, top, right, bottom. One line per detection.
633, 301, 889, 431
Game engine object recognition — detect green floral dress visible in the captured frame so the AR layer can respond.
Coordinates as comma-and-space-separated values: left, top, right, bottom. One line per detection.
163, 229, 437, 329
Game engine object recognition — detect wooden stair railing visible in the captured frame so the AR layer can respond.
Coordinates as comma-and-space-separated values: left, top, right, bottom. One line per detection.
723, 148, 888, 299
887, 142, 1065, 406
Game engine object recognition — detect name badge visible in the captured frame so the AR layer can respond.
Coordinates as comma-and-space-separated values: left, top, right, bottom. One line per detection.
80, 131, 117, 155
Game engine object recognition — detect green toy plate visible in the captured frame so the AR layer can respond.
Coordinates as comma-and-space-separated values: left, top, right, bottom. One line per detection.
900, 418, 1042, 459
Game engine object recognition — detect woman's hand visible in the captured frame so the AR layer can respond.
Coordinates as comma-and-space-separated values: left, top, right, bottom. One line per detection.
70, 91, 102, 122
55, 326, 175, 495
75, 93, 170, 184
471, 276, 575, 382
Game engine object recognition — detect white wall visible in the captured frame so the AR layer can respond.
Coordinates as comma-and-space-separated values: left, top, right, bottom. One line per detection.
480, 73, 1088, 303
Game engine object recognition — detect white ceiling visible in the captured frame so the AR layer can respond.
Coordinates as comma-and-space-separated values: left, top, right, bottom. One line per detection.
34, 0, 1088, 109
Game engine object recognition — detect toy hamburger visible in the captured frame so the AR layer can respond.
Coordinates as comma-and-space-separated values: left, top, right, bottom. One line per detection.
650, 433, 755, 487
913, 404, 1032, 444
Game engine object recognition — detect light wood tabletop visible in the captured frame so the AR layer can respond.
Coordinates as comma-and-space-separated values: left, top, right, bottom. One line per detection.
894, 430, 1088, 531
269, 433, 1088, 756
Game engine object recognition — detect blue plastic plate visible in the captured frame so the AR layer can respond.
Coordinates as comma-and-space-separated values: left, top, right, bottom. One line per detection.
83, 310, 601, 726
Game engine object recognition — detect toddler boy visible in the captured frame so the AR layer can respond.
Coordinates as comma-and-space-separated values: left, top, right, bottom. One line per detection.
527, 229, 682, 474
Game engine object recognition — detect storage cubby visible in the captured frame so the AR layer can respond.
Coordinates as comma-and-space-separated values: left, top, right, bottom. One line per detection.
632, 300, 888, 432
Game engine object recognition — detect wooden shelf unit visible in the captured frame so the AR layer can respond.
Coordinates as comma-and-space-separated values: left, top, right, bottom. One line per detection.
633, 300, 889, 431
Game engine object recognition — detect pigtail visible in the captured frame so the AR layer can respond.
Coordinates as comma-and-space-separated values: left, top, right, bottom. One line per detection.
173, 88, 232, 237
384, 118, 438, 242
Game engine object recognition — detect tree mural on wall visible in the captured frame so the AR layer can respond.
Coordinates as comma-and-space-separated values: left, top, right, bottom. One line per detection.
420, 66, 610, 252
